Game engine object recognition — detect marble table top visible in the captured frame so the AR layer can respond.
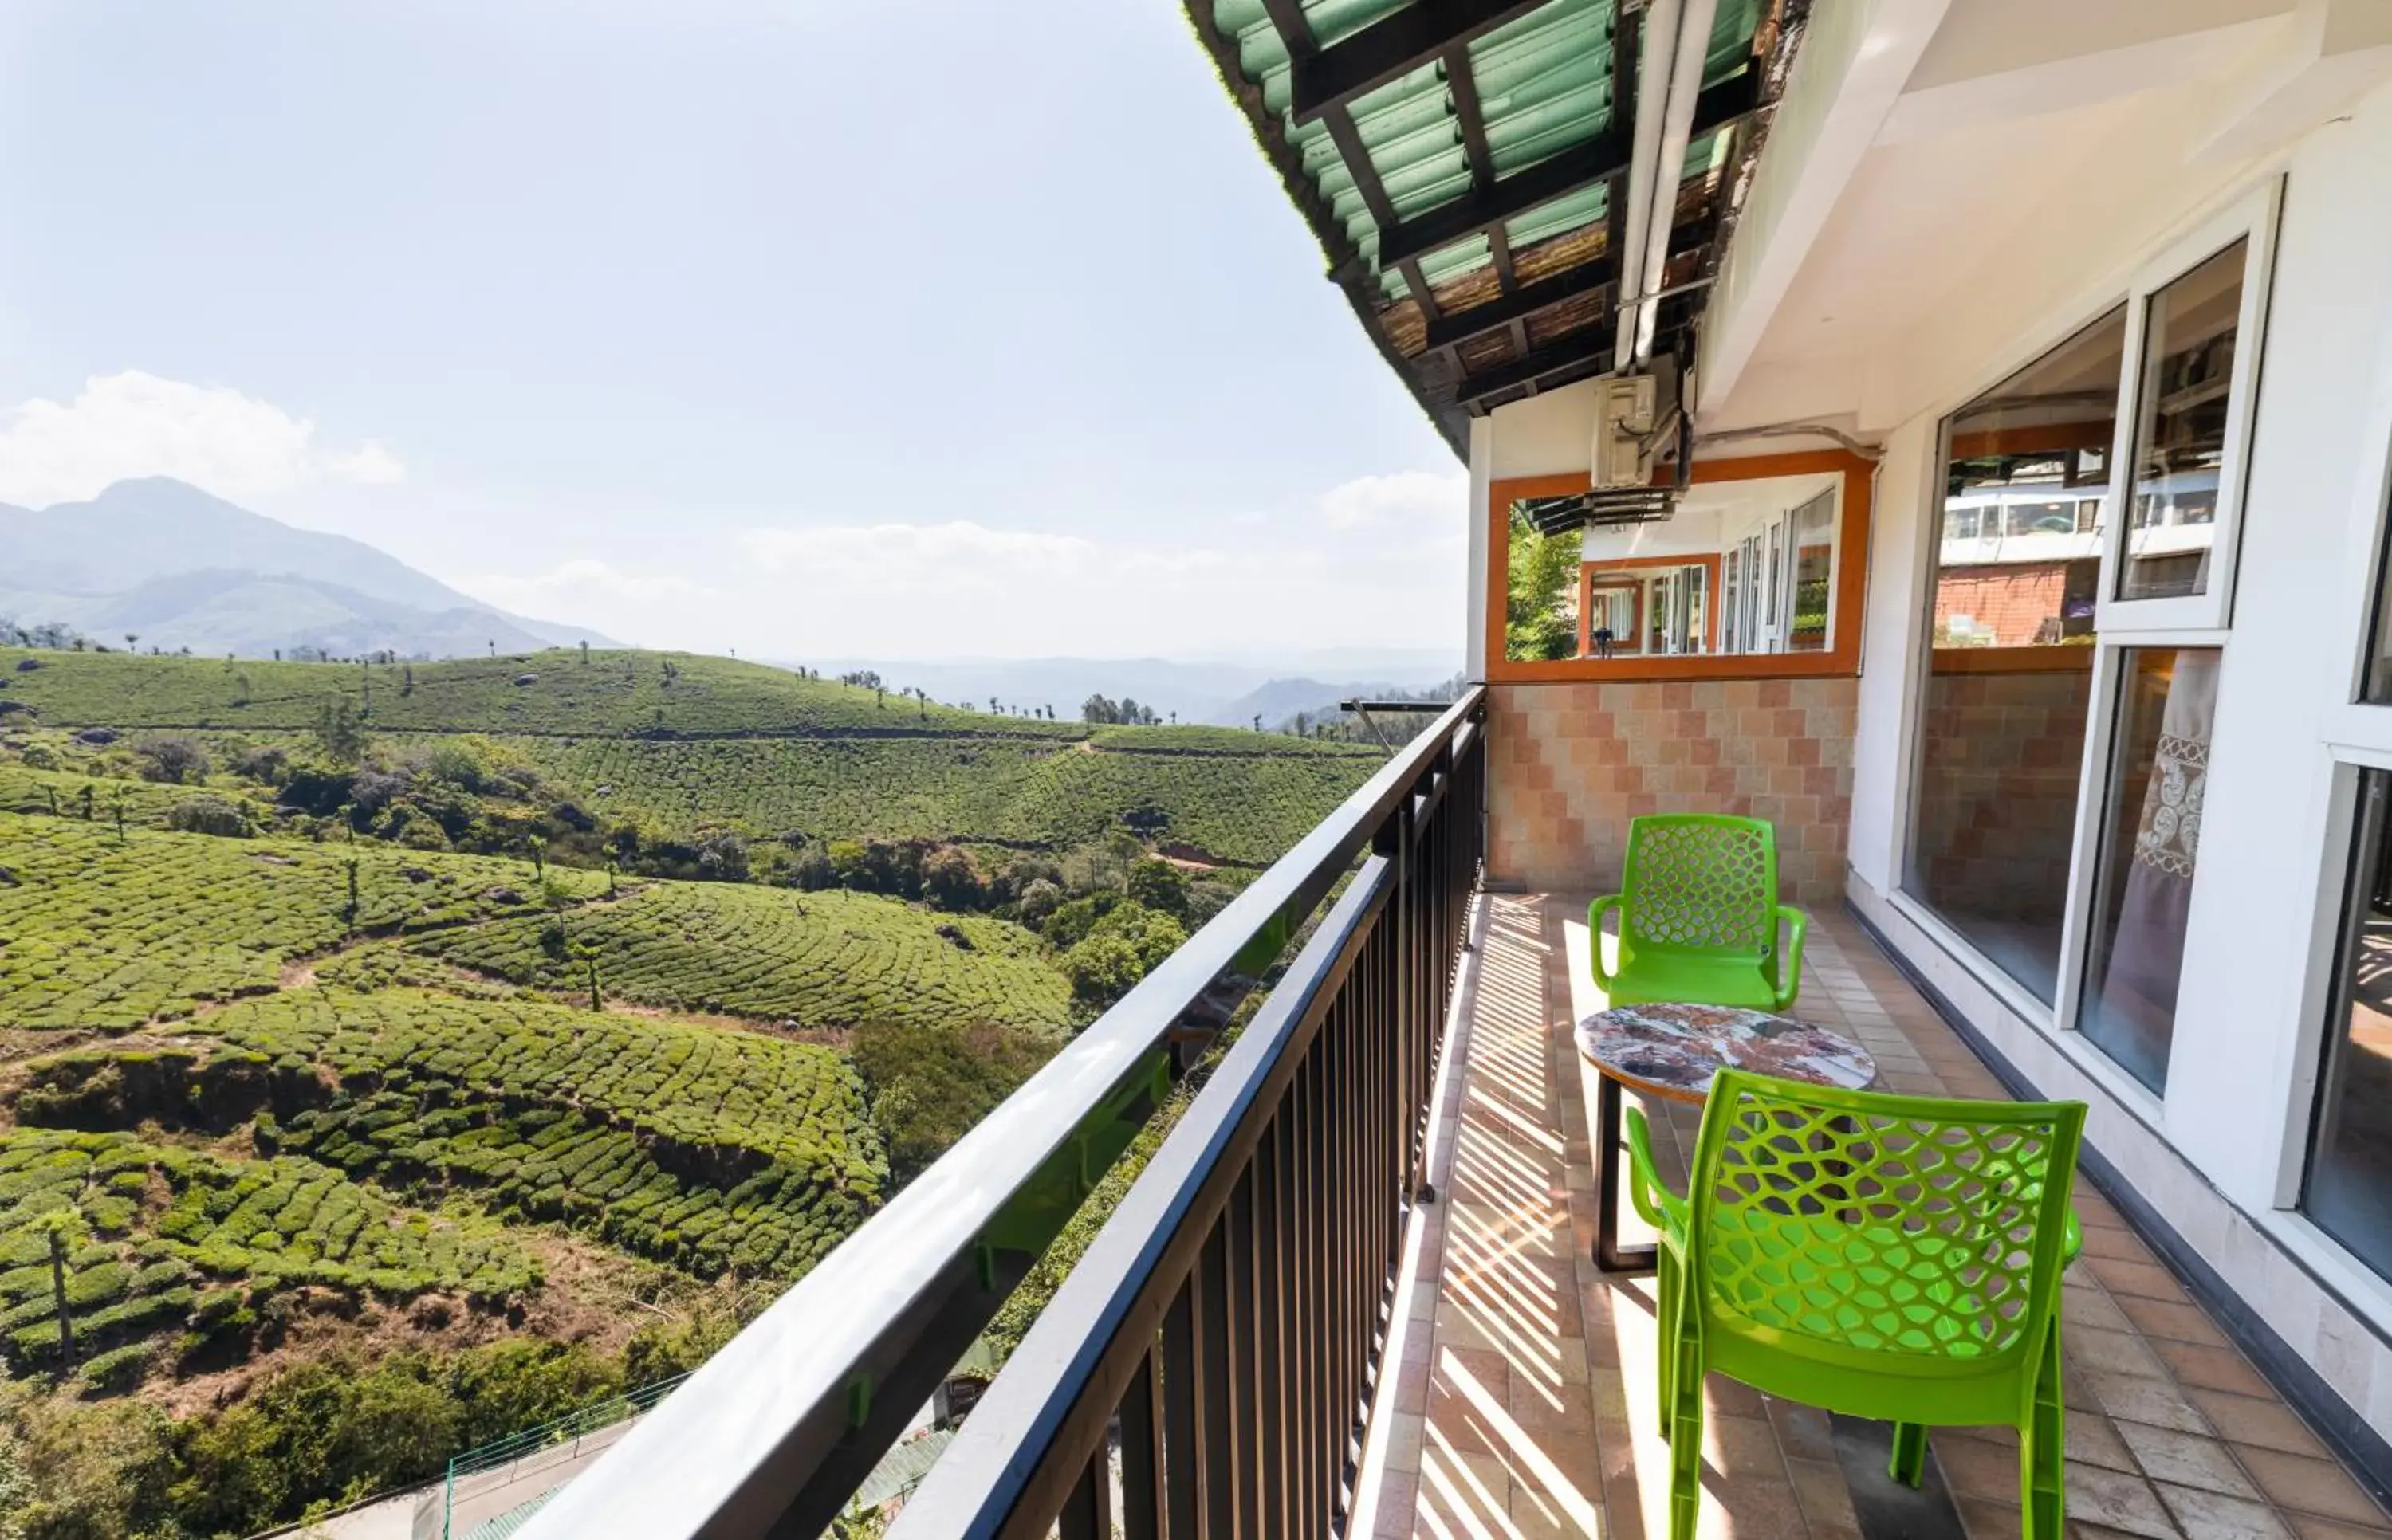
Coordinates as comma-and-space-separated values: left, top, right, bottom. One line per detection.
1573, 1001, 1878, 1104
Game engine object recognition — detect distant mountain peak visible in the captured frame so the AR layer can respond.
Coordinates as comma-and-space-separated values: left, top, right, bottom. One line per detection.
0, 477, 620, 659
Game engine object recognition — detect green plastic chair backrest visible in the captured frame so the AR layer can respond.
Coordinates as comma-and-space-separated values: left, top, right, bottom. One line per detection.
1688, 1070, 2086, 1369
1621, 814, 1780, 958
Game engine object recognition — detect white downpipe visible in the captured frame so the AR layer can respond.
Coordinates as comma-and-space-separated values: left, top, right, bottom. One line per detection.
1611, 0, 1680, 370
1623, 0, 1722, 368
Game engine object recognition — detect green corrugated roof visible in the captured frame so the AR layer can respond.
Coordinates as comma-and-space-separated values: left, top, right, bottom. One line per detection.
1190, 0, 1779, 446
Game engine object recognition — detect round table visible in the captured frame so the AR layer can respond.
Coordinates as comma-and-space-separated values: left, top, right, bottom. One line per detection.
1575, 1002, 1878, 1272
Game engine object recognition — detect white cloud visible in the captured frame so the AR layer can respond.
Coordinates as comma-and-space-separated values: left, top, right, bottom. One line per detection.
737, 521, 1099, 587
1316, 469, 1467, 530
0, 371, 405, 507
459, 557, 714, 614
443, 469, 1469, 660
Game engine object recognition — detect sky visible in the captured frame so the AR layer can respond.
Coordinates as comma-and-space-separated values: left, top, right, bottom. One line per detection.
0, 0, 1468, 663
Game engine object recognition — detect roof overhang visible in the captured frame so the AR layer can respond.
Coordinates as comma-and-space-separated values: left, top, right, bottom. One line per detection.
1186, 0, 1807, 456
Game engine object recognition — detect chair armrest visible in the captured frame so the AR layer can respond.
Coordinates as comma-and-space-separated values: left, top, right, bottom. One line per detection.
1623, 1108, 1688, 1242
1587, 894, 1623, 992
1772, 903, 1810, 1012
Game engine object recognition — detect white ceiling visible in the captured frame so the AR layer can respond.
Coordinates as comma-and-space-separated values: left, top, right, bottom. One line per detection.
1698, 0, 2391, 436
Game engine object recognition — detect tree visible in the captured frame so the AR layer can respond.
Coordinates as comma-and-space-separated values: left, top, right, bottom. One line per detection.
30, 1208, 89, 1369
135, 733, 210, 784
1126, 859, 1191, 920
923, 847, 986, 911
1505, 512, 1582, 662
312, 695, 371, 764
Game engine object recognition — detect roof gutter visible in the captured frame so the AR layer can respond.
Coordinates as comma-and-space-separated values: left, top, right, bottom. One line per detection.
1613, 0, 1722, 369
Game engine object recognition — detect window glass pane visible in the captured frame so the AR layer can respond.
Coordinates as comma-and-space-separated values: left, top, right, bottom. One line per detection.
2076, 648, 2218, 1090
2303, 769, 2392, 1277
2120, 239, 2248, 602
1904, 308, 2123, 1000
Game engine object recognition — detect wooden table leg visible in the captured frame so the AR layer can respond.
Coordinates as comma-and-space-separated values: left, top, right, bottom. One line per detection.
1595, 1071, 1658, 1275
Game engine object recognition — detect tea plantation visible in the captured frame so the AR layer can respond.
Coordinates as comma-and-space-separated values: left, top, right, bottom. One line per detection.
0, 646, 1080, 738
0, 1126, 536, 1382
0, 646, 1379, 866
0, 811, 600, 1031
392, 881, 1072, 1031
18, 988, 887, 1279
521, 733, 1374, 866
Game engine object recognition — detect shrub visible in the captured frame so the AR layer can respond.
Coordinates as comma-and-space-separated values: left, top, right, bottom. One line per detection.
1125, 860, 1190, 921
167, 794, 254, 838
134, 735, 210, 784
923, 847, 985, 911
1015, 878, 1063, 929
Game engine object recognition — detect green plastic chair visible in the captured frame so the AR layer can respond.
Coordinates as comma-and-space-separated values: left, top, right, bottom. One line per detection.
1624, 1071, 2087, 1540
1587, 814, 1807, 1012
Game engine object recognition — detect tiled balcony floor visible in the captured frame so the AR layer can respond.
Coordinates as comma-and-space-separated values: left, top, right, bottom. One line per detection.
1360, 894, 2392, 1540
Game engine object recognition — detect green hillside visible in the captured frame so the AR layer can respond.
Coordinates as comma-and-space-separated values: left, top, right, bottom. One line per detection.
0, 812, 603, 1031
373, 882, 1072, 1031
0, 643, 1355, 1534
0, 1127, 538, 1387
1, 646, 1079, 737
0, 646, 1379, 867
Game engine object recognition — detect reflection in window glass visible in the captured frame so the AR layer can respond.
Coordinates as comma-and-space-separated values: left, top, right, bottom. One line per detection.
2077, 649, 2218, 1091
2303, 770, 2392, 1279
1904, 308, 2123, 1000
1502, 474, 1843, 662
2121, 239, 2248, 602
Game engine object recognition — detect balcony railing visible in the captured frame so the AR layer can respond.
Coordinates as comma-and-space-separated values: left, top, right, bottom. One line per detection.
520, 688, 1485, 1540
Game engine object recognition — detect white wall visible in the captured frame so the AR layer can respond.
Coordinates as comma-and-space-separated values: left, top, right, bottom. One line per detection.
1847, 78, 2392, 1435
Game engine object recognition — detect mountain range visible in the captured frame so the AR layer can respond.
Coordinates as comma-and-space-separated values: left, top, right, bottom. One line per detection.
0, 477, 619, 658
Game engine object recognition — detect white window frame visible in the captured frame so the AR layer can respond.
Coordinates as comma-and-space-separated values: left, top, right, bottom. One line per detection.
2094, 177, 2284, 635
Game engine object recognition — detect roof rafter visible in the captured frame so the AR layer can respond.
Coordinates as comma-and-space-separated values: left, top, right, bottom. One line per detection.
1377, 69, 1759, 269
1292, 0, 1552, 125
1456, 330, 1615, 407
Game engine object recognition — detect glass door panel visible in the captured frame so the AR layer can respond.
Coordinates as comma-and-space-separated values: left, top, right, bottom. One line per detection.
2075, 648, 2218, 1090
2303, 769, 2392, 1278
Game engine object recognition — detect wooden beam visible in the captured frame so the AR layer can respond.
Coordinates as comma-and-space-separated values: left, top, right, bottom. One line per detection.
1456, 330, 1614, 406
1446, 47, 1497, 193
1422, 261, 1611, 352
1378, 69, 1757, 269
1291, 0, 1552, 124
1418, 208, 1713, 353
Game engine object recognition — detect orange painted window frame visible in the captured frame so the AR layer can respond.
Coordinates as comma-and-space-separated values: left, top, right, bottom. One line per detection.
1488, 450, 1875, 683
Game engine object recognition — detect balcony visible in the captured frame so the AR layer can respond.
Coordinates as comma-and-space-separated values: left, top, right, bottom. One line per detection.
511, 689, 2392, 1540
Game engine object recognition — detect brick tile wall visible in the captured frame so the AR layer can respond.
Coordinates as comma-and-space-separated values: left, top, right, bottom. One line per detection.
1485, 678, 1859, 905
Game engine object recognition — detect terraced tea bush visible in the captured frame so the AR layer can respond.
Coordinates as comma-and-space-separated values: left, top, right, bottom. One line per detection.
402, 881, 1072, 1031
519, 733, 1374, 866
0, 814, 599, 1031
0, 646, 1081, 739
0, 1126, 537, 1373
34, 988, 890, 1276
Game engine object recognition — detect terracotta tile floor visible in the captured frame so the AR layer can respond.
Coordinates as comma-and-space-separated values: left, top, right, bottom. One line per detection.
1359, 894, 2392, 1540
